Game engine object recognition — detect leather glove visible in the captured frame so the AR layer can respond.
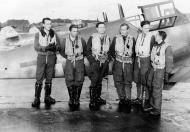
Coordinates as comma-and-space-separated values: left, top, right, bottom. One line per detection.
87, 55, 96, 65
107, 55, 113, 63
91, 62, 99, 71
45, 44, 56, 52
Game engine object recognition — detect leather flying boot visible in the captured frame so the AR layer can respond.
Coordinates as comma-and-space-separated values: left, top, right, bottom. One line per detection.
32, 83, 42, 108
44, 83, 56, 105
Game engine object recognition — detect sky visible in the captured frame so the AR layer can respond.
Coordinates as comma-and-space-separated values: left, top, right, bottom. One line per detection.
0, 0, 189, 23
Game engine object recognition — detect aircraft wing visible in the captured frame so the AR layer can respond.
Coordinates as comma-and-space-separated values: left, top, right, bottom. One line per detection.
169, 45, 190, 83
170, 66, 190, 82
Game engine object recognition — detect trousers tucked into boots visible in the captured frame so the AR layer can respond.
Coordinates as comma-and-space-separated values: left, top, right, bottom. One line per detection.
32, 82, 42, 107
67, 86, 74, 108
44, 83, 56, 104
89, 86, 99, 111
75, 86, 82, 107
67, 85, 83, 110
96, 85, 106, 105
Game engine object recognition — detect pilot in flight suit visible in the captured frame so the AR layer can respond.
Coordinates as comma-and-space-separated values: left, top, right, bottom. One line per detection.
59, 24, 87, 110
110, 23, 135, 112
133, 21, 155, 111
86, 22, 111, 110
32, 17, 60, 108
147, 31, 173, 116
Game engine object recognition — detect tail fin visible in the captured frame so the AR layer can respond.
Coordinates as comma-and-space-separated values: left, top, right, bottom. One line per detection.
105, 12, 108, 22
97, 17, 99, 22
118, 4, 125, 19
103, 12, 108, 22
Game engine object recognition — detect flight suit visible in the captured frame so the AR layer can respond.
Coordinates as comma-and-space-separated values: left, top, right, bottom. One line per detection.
147, 42, 173, 115
110, 34, 135, 106
59, 35, 87, 110
32, 28, 60, 107
86, 33, 111, 110
133, 32, 155, 107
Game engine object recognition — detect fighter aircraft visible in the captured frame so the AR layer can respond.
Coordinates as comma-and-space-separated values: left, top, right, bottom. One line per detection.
0, 0, 189, 83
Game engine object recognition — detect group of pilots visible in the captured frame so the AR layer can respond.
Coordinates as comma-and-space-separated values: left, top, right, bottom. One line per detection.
32, 17, 173, 117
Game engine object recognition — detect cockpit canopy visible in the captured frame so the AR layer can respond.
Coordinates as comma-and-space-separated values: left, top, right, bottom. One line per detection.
138, 0, 177, 31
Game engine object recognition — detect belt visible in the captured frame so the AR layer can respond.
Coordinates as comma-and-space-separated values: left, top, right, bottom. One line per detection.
67, 54, 83, 68
37, 51, 55, 55
136, 55, 150, 58
152, 62, 165, 70
67, 54, 83, 61
136, 51, 150, 58
116, 54, 133, 64
92, 54, 108, 64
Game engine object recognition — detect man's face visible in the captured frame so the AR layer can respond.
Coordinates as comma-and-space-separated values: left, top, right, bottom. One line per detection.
142, 24, 150, 34
155, 33, 162, 44
43, 20, 52, 31
70, 27, 78, 38
96, 24, 106, 34
120, 25, 128, 36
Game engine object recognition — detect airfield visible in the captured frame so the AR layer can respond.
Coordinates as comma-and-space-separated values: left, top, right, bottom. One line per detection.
0, 76, 190, 132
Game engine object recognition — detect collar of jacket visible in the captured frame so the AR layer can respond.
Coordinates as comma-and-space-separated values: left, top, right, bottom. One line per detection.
69, 34, 78, 42
121, 34, 128, 41
154, 41, 165, 47
40, 27, 54, 38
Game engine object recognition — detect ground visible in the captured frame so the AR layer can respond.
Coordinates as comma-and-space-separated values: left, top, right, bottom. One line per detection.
0, 76, 190, 132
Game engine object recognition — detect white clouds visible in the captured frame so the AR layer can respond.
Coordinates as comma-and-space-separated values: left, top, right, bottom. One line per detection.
0, 0, 189, 23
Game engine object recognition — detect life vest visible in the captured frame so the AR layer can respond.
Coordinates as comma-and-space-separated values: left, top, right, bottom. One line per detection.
65, 35, 83, 61
38, 29, 56, 47
115, 34, 134, 63
135, 32, 152, 57
151, 42, 169, 69
91, 33, 110, 63
115, 34, 134, 57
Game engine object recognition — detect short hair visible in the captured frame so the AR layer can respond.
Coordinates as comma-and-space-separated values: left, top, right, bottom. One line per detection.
42, 17, 51, 24
140, 20, 150, 27
96, 22, 105, 28
120, 23, 129, 29
158, 31, 167, 41
69, 24, 78, 31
